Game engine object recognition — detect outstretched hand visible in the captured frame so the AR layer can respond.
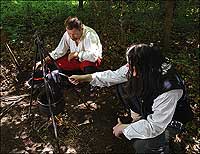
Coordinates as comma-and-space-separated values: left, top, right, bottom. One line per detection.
35, 61, 42, 70
68, 74, 93, 85
68, 75, 81, 85
34, 56, 51, 70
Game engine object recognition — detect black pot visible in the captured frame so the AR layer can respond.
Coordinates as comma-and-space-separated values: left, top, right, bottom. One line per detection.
38, 98, 65, 116
37, 90, 65, 116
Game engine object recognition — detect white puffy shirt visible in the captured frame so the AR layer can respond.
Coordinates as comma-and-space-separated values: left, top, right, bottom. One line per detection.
90, 64, 183, 140
50, 25, 102, 62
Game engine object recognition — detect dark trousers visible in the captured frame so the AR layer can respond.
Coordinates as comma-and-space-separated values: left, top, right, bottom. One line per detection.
133, 133, 166, 153
132, 127, 179, 153
116, 84, 179, 153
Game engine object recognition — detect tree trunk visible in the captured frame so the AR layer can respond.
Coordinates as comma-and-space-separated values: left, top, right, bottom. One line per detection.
79, 0, 83, 10
120, 1, 126, 43
163, 0, 175, 52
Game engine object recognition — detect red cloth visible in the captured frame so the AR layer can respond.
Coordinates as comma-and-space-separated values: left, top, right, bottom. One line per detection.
55, 55, 101, 71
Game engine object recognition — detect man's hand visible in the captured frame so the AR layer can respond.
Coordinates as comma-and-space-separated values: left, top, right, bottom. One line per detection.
68, 75, 80, 85
35, 61, 42, 69
113, 118, 128, 138
68, 52, 78, 61
68, 74, 93, 85
34, 56, 51, 70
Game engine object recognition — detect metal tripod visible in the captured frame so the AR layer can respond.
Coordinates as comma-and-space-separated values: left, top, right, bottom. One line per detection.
28, 31, 61, 140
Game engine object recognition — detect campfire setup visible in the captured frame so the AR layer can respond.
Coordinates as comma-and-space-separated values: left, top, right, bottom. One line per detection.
1, 29, 143, 153
28, 31, 94, 137
0, 31, 94, 151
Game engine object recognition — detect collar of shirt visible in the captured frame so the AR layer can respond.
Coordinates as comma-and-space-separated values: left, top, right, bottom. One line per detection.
80, 24, 86, 41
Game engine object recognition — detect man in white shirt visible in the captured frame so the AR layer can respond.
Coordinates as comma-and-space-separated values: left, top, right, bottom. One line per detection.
36, 16, 102, 74
68, 44, 193, 153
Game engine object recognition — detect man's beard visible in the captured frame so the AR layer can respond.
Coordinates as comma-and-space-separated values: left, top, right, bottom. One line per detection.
71, 38, 77, 41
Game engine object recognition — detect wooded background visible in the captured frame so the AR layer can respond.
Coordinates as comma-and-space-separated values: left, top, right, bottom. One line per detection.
0, 0, 199, 153
1, 0, 199, 103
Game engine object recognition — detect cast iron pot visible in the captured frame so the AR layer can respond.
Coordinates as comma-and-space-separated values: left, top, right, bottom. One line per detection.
37, 90, 65, 116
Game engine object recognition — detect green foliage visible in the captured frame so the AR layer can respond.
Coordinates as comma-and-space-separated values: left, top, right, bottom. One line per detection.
1, 1, 198, 47
175, 1, 199, 30
0, 1, 78, 41
1, 0, 198, 74
1, 0, 198, 86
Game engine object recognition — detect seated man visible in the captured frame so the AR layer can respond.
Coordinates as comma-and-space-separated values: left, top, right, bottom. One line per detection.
36, 16, 102, 74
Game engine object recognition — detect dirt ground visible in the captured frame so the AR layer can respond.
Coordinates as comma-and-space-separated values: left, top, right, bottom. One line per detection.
0, 68, 134, 153
0, 63, 193, 154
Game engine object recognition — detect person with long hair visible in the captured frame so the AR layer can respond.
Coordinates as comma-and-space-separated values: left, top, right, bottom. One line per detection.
68, 44, 193, 153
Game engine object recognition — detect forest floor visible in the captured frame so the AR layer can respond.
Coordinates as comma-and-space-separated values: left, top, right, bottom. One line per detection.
0, 36, 199, 154
0, 62, 197, 154
0, 66, 134, 153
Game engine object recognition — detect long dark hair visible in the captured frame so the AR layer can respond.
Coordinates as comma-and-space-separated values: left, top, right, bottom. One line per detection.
126, 44, 166, 99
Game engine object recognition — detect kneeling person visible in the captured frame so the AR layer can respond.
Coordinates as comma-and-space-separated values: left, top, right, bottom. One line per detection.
68, 44, 193, 153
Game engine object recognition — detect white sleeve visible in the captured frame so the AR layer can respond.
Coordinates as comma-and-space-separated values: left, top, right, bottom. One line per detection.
78, 31, 102, 62
90, 64, 129, 87
122, 89, 183, 140
50, 32, 69, 60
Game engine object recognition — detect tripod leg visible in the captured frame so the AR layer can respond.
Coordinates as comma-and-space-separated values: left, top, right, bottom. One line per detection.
28, 44, 39, 117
